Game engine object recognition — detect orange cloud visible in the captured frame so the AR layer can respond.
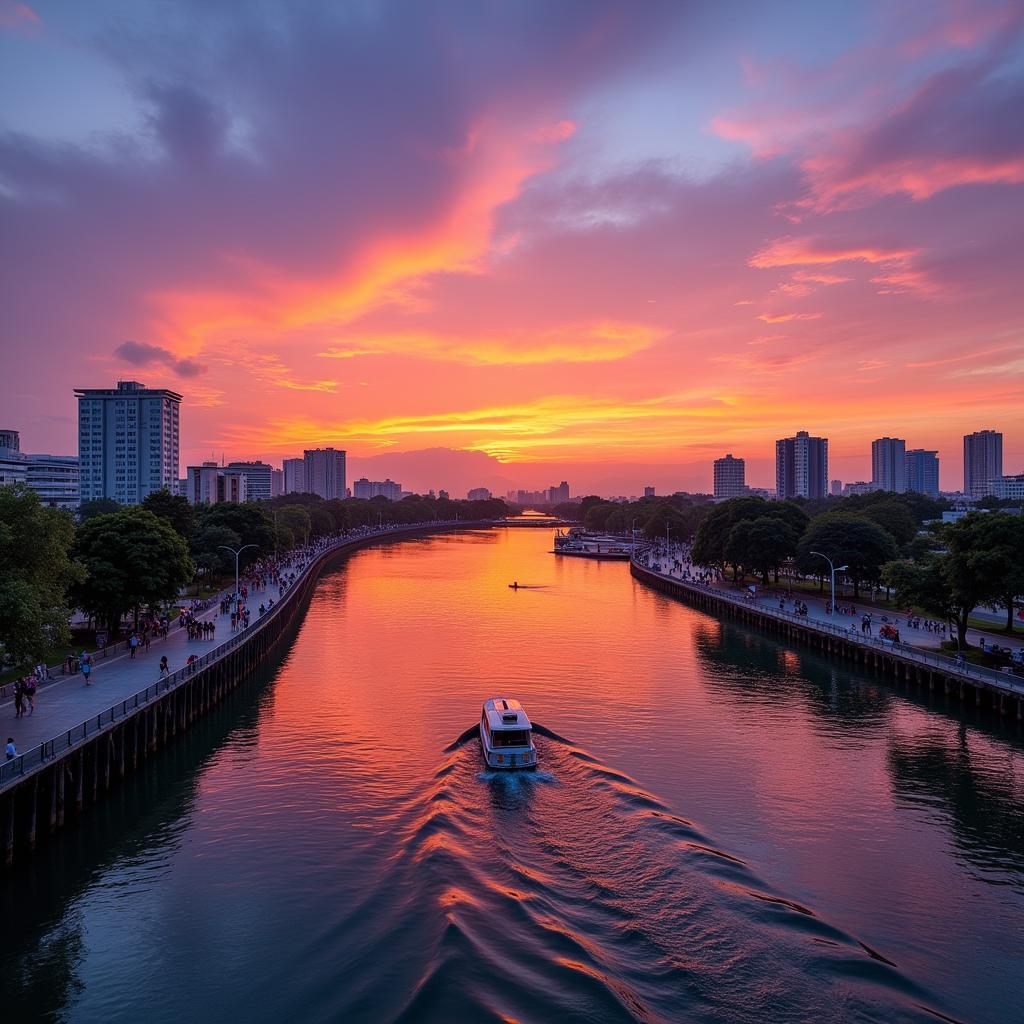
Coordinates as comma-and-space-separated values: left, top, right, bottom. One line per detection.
799, 154, 1024, 212
757, 312, 822, 323
148, 120, 566, 353
316, 320, 666, 366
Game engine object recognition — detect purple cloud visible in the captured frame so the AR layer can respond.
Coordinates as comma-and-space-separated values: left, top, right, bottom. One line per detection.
113, 341, 206, 378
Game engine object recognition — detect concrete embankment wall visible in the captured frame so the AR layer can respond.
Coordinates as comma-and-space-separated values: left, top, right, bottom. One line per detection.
630, 560, 1024, 722
0, 523, 478, 871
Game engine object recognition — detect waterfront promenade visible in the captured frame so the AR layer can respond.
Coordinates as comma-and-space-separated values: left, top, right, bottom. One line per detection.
634, 548, 1024, 701
0, 522, 480, 789
643, 544, 1024, 659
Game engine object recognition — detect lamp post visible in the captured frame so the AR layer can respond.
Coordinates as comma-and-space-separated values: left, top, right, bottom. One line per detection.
219, 543, 258, 606
810, 550, 848, 616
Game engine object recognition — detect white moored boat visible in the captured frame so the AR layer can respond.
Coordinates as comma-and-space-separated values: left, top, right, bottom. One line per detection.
479, 698, 537, 769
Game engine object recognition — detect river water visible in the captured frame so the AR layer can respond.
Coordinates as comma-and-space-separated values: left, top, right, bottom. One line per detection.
2, 528, 1022, 1023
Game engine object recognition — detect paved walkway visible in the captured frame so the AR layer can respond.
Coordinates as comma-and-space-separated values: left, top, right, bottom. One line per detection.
645, 544, 1024, 661
2, 582, 286, 757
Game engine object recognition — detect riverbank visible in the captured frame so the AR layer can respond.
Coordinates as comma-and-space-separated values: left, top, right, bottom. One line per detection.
630, 557, 1024, 719
0, 520, 490, 868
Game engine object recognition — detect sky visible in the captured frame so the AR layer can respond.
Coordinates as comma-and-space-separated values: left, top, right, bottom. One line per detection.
2, 0, 1023, 495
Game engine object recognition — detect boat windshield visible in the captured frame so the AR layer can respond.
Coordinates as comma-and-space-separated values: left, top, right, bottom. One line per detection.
491, 729, 530, 747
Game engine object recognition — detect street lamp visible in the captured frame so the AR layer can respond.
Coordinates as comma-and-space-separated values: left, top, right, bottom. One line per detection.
810, 550, 848, 616
219, 543, 258, 607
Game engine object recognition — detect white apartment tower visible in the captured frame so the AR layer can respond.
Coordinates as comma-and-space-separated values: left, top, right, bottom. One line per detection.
75, 381, 181, 505
871, 437, 907, 493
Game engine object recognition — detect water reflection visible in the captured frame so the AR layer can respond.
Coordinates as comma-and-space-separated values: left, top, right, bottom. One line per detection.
0, 529, 1021, 1024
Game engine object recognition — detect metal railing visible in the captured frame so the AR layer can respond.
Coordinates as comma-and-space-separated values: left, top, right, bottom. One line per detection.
632, 557, 1024, 697
1, 520, 480, 789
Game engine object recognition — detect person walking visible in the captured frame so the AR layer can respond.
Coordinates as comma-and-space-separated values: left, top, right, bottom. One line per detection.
129, 632, 139, 659
81, 655, 92, 686
23, 675, 35, 715
13, 678, 25, 719
5, 737, 15, 761
159, 656, 169, 678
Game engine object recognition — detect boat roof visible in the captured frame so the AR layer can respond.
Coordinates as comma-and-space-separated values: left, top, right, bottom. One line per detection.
482, 697, 532, 730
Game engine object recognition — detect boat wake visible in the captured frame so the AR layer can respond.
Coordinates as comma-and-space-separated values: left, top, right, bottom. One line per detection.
333, 728, 959, 1023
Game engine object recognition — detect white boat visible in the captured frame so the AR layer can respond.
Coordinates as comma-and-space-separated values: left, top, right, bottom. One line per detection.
479, 697, 537, 769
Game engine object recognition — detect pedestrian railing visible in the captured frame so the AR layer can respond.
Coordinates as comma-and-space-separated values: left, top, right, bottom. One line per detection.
633, 557, 1024, 697
1, 521, 480, 789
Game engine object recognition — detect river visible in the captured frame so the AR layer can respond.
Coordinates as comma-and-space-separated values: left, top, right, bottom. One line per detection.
2, 528, 1022, 1023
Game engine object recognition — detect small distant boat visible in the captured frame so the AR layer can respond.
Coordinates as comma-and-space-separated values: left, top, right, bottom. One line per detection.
551, 528, 642, 560
480, 697, 537, 769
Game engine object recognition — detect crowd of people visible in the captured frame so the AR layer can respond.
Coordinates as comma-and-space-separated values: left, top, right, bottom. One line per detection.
3, 519, 472, 754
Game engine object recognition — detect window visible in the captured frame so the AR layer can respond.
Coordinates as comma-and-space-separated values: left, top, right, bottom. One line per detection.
492, 729, 529, 748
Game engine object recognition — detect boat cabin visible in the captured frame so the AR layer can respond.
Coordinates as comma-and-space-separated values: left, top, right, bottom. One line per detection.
479, 697, 536, 769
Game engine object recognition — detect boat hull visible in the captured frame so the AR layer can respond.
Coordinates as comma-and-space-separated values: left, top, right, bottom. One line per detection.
479, 741, 537, 769
551, 549, 632, 560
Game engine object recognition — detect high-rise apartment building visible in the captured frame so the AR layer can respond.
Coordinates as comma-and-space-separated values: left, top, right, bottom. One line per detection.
271, 468, 284, 497
467, 487, 491, 500
0, 429, 19, 452
963, 430, 1002, 498
713, 454, 746, 499
303, 448, 346, 500
905, 449, 940, 498
225, 461, 274, 502
871, 437, 906, 493
353, 477, 401, 500
775, 431, 828, 500
75, 380, 181, 505
283, 457, 306, 494
830, 479, 843, 496
547, 481, 570, 504
186, 462, 248, 505
644, 486, 655, 498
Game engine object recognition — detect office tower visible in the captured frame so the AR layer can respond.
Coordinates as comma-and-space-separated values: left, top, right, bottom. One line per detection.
467, 487, 491, 500
270, 468, 284, 497
75, 380, 181, 504
303, 448, 346, 500
644, 486, 655, 497
225, 461, 274, 501
830, 479, 843, 496
905, 449, 940, 498
775, 431, 828, 500
713, 454, 746, 499
871, 437, 907, 493
963, 430, 1002, 498
283, 457, 306, 494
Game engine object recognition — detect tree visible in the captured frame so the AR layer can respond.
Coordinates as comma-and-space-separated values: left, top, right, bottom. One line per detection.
883, 554, 982, 649
583, 502, 619, 532
946, 512, 1024, 633
195, 502, 275, 558
643, 503, 692, 542
0, 486, 83, 663
860, 500, 918, 548
142, 488, 196, 539
692, 497, 806, 578
191, 523, 243, 577
78, 498, 119, 521
72, 508, 195, 634
797, 512, 898, 597
276, 505, 312, 546
726, 516, 799, 585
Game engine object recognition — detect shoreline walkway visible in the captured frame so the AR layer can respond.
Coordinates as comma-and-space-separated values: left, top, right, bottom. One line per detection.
1, 522, 472, 778
643, 544, 1024, 659
635, 548, 1024, 697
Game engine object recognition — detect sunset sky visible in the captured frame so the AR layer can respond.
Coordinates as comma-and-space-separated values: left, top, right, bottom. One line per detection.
2, 0, 1023, 494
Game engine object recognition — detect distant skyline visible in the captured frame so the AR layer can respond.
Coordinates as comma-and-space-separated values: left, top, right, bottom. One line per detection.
3, 1, 1024, 491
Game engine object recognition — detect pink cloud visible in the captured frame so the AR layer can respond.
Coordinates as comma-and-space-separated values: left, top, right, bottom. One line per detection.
756, 312, 822, 323
0, 1, 40, 33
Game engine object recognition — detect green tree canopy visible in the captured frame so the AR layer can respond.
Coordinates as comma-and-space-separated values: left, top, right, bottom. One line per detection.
190, 523, 243, 577
0, 486, 83, 663
78, 497, 119, 521
72, 507, 194, 633
141, 488, 196, 539
796, 512, 898, 597
946, 512, 1024, 633
860, 500, 919, 548
725, 515, 800, 585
